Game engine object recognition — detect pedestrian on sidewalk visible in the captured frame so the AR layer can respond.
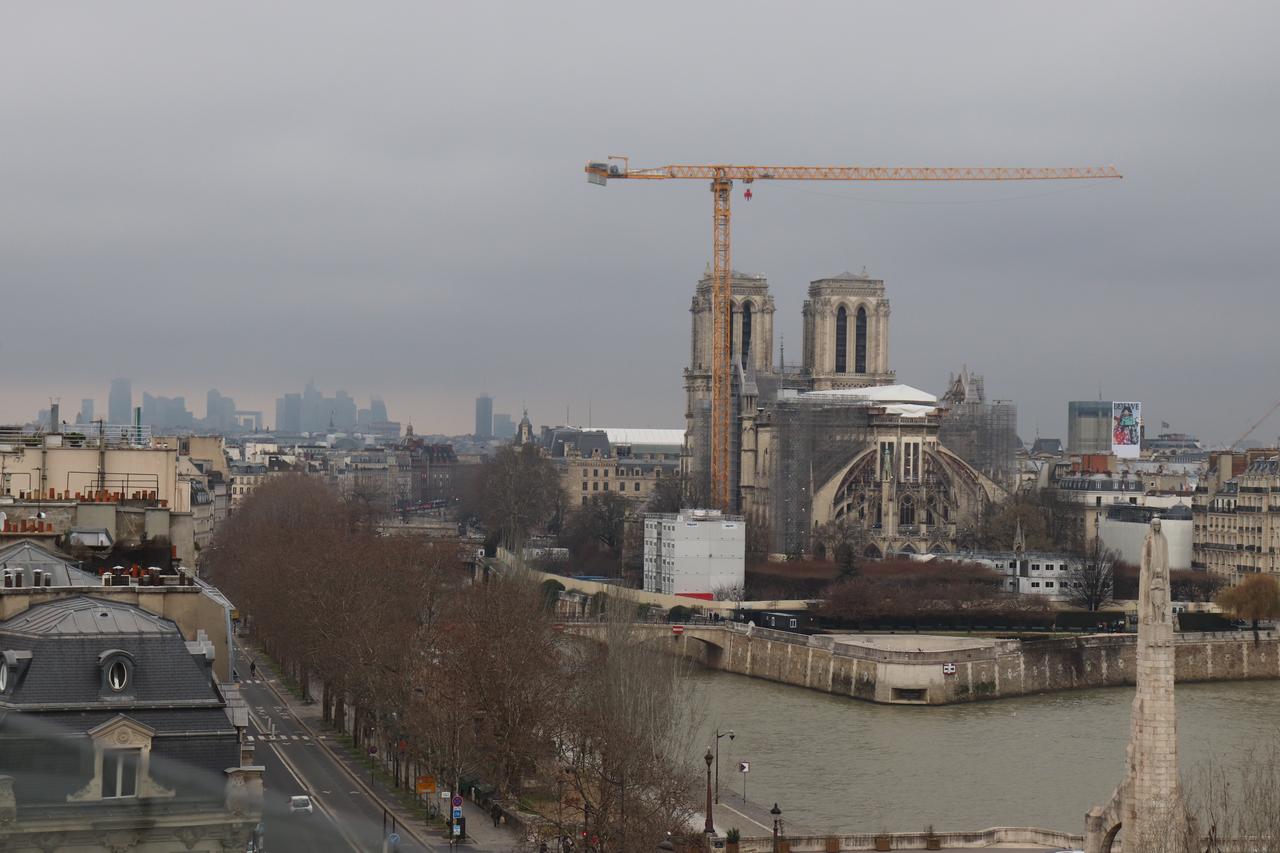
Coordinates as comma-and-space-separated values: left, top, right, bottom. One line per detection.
491, 803, 502, 828
249, 660, 257, 678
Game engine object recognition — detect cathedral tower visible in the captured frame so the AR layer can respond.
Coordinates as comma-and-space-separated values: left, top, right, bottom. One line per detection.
684, 270, 776, 498
801, 271, 894, 391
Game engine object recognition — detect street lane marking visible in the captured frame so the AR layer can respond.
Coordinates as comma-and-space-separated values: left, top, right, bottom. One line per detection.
263, 739, 364, 852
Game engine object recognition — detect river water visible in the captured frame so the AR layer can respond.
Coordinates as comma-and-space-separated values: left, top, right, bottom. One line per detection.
692, 669, 1280, 834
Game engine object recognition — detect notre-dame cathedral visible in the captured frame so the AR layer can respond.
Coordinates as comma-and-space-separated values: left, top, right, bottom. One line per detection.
682, 268, 1006, 558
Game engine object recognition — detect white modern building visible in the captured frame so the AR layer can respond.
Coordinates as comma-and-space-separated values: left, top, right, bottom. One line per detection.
1098, 503, 1193, 570
925, 551, 1078, 601
643, 509, 745, 599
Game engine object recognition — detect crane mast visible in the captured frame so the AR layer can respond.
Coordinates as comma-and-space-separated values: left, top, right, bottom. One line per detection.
586, 159, 1122, 511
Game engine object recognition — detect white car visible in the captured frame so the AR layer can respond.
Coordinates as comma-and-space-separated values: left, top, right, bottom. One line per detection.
289, 795, 314, 814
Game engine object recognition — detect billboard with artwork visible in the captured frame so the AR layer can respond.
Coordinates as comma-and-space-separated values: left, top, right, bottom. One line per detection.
1112, 401, 1141, 459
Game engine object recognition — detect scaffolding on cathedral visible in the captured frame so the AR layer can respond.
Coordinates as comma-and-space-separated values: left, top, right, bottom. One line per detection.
937, 369, 1019, 488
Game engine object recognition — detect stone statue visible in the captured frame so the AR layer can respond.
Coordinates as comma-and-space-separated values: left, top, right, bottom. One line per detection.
1085, 518, 1191, 853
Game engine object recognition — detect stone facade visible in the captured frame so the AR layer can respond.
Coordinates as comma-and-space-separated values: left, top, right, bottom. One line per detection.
801, 273, 894, 390
1192, 452, 1280, 584
682, 268, 1001, 557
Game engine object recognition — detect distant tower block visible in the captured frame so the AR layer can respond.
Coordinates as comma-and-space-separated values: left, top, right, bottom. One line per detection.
1085, 519, 1192, 853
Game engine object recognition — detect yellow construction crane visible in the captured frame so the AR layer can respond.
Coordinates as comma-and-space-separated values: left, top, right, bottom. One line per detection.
1229, 399, 1280, 452
585, 158, 1123, 511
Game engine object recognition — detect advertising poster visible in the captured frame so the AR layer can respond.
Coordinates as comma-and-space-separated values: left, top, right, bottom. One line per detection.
1112, 401, 1141, 459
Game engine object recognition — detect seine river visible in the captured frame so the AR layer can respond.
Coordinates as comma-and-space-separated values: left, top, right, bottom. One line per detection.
692, 669, 1280, 834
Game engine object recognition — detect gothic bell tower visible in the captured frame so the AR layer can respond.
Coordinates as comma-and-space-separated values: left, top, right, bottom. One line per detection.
801, 270, 895, 391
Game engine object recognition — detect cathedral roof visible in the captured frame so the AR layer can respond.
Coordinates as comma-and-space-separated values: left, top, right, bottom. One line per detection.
802, 383, 936, 404
800, 383, 938, 417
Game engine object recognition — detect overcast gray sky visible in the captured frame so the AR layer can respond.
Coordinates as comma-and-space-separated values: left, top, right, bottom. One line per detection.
4, 2, 1277, 444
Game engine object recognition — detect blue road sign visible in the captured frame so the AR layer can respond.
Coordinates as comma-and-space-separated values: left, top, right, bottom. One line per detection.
388, 833, 401, 845
453, 806, 463, 819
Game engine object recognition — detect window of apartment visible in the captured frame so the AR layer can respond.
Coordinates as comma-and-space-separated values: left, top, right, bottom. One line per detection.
582, 497, 587, 505
1031, 563, 1040, 571
1031, 581, 1040, 588
582, 482, 587, 491
634, 483, 640, 492
102, 749, 140, 798
592, 483, 598, 491
1045, 581, 1054, 588
593, 469, 598, 477
603, 483, 609, 491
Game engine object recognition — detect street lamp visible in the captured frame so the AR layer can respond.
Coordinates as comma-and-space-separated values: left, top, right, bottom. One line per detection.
703, 748, 715, 835
770, 804, 782, 853
714, 729, 734, 804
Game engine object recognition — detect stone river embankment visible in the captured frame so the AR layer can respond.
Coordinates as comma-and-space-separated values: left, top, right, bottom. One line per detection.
653, 622, 1280, 705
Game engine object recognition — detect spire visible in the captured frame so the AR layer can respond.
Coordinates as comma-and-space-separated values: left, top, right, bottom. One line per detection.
1013, 517, 1026, 556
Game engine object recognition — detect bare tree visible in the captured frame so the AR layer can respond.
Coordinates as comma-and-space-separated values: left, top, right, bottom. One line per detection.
1067, 537, 1120, 612
479, 444, 562, 552
561, 492, 629, 560
1184, 740, 1280, 853
551, 601, 702, 853
813, 516, 866, 577
712, 583, 745, 603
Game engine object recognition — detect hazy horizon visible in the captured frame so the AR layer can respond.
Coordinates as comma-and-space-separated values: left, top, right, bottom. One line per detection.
6, 2, 1280, 446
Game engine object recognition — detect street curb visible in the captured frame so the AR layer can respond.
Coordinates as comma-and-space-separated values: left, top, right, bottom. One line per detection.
255, 652, 439, 853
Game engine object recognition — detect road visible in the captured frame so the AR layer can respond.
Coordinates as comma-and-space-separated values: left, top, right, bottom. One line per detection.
235, 647, 429, 853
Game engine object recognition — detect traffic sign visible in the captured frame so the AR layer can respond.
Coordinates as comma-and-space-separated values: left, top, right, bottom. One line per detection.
453, 806, 463, 819
943, 662, 957, 675
739, 761, 749, 773
452, 795, 463, 808
388, 833, 401, 845
416, 775, 436, 794
672, 625, 685, 635
440, 790, 452, 800
453, 821, 462, 837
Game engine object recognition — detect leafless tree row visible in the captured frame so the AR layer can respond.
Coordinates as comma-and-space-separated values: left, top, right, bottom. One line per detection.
207, 475, 700, 851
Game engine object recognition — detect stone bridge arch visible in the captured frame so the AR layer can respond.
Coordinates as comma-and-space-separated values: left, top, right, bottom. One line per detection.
561, 623, 730, 668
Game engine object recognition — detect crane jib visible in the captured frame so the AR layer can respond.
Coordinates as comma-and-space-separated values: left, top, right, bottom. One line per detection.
583, 156, 1122, 510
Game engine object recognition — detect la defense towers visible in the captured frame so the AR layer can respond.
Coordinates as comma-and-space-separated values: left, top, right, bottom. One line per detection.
1086, 518, 1192, 853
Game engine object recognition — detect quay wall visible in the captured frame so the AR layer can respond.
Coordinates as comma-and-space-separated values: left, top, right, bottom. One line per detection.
667, 624, 1280, 705
738, 826, 1085, 851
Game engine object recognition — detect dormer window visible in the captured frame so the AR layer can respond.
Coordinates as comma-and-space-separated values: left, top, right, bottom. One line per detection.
98, 650, 135, 696
108, 660, 128, 691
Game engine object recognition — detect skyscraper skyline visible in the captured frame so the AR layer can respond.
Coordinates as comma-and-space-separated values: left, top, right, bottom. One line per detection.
475, 394, 493, 439
108, 378, 132, 425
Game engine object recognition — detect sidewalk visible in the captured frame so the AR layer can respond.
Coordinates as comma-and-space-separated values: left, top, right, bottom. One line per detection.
712, 789, 814, 839
250, 644, 522, 852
